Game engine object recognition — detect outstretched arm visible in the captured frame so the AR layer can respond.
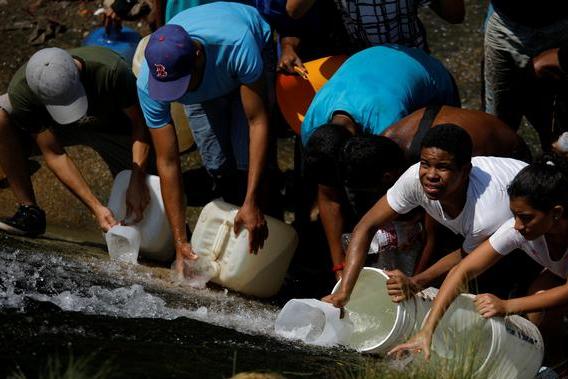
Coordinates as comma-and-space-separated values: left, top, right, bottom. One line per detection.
318, 184, 347, 278
477, 278, 568, 318
122, 104, 152, 223
414, 214, 438, 274
389, 240, 502, 359
234, 78, 270, 254
34, 128, 117, 231
322, 195, 399, 307
278, 36, 307, 77
149, 123, 197, 273
412, 247, 463, 288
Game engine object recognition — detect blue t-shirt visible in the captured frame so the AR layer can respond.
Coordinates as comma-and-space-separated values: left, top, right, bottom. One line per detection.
138, 2, 272, 128
300, 45, 459, 145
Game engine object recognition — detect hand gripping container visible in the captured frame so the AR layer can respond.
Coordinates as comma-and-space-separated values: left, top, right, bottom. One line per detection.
107, 170, 174, 262
190, 200, 298, 298
429, 293, 544, 379
331, 267, 433, 355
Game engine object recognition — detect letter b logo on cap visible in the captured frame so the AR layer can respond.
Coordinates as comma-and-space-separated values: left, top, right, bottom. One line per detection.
154, 64, 168, 79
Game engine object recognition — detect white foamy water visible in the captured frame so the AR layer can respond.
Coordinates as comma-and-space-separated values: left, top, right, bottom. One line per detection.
0, 247, 280, 338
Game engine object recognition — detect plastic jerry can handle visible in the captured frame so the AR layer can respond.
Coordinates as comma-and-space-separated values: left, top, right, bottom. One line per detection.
211, 219, 232, 260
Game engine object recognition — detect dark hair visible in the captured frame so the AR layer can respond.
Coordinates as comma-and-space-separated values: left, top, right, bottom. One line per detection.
508, 153, 568, 213
304, 123, 353, 186
420, 123, 473, 167
340, 135, 405, 189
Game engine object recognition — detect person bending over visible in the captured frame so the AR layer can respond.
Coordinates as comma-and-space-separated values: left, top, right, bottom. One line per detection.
302, 45, 459, 276
390, 153, 568, 366
0, 47, 152, 236
323, 124, 540, 307
136, 3, 275, 273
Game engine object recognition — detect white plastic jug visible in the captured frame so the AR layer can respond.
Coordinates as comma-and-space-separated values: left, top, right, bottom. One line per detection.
105, 225, 140, 264
331, 267, 432, 355
429, 293, 544, 379
274, 299, 354, 346
189, 200, 298, 297
107, 170, 174, 262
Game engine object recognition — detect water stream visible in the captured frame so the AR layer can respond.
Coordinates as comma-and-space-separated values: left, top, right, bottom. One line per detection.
0, 235, 364, 378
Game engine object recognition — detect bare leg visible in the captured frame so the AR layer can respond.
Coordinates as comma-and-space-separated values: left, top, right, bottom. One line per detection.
0, 109, 36, 206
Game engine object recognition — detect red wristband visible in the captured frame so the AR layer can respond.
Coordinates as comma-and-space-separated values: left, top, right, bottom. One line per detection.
332, 262, 345, 273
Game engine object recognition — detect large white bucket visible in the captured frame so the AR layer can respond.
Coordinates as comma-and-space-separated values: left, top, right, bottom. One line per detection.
274, 299, 354, 346
107, 170, 174, 262
429, 293, 544, 379
190, 200, 298, 297
132, 35, 194, 154
332, 267, 432, 355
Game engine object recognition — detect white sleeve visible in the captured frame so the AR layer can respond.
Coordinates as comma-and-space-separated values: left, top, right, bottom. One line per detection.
488, 219, 522, 256
386, 164, 421, 215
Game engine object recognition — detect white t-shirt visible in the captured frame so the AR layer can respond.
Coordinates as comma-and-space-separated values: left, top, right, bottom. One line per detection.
490, 218, 568, 278
387, 156, 527, 252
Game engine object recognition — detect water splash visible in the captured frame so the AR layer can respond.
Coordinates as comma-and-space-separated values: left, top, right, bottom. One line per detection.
0, 245, 279, 338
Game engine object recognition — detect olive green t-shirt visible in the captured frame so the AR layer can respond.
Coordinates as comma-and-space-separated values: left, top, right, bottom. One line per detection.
8, 46, 137, 134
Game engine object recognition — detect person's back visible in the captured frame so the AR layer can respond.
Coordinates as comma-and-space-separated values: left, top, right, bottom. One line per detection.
300, 45, 459, 145
383, 106, 531, 162
137, 1, 272, 116
8, 46, 137, 135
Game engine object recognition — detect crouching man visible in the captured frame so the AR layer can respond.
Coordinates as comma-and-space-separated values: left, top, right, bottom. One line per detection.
0, 46, 152, 236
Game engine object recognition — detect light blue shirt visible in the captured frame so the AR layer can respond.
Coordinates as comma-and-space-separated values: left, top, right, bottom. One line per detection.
138, 2, 272, 128
300, 45, 459, 145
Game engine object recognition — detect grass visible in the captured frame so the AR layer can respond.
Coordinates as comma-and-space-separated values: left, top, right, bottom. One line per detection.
8, 353, 114, 379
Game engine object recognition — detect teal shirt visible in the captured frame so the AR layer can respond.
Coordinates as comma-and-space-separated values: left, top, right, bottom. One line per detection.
165, 0, 216, 22
300, 45, 460, 145
138, 2, 272, 128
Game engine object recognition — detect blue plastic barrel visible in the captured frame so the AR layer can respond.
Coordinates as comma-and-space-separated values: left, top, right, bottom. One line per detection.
82, 27, 141, 64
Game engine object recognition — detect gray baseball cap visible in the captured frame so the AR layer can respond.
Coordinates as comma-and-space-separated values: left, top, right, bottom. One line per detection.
25, 47, 88, 125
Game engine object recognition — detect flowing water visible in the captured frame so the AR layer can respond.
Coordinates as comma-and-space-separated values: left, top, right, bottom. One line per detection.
0, 235, 364, 378
0, 1, 493, 378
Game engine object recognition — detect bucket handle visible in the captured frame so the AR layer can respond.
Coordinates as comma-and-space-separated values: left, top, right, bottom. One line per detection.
211, 219, 232, 260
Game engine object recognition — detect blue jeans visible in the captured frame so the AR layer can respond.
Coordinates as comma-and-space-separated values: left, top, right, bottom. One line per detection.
183, 43, 276, 176
185, 91, 250, 174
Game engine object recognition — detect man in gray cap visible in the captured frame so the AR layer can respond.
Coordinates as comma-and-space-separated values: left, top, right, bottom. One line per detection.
0, 46, 153, 236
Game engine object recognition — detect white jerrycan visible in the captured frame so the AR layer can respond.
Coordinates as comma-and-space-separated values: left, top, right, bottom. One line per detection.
107, 170, 174, 262
190, 200, 299, 298
331, 267, 433, 355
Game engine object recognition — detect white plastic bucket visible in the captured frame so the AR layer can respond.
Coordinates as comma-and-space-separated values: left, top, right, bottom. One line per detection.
190, 200, 298, 297
274, 299, 354, 346
107, 170, 174, 262
132, 35, 194, 153
331, 267, 432, 355
105, 225, 140, 264
429, 294, 544, 379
